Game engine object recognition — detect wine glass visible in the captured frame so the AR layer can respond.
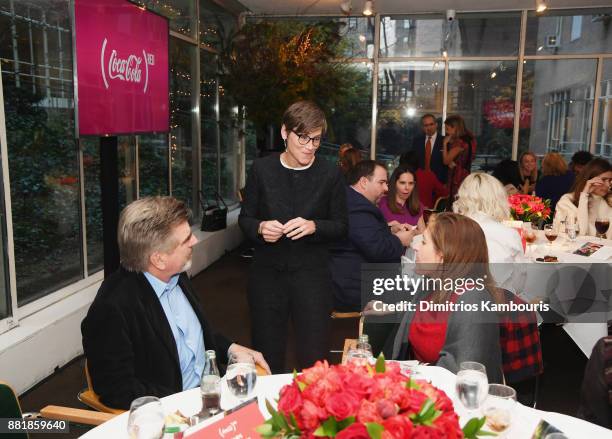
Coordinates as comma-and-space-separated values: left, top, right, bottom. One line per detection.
456, 362, 489, 415
127, 396, 165, 439
226, 351, 258, 403
522, 223, 537, 248
483, 384, 517, 437
595, 217, 609, 241
544, 224, 558, 246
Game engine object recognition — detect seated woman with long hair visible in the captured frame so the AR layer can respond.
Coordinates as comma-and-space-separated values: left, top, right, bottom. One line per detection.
535, 152, 574, 213
378, 164, 425, 232
453, 173, 526, 294
386, 212, 503, 383
555, 158, 612, 239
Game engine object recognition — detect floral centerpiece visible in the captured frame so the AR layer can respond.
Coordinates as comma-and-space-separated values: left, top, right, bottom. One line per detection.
257, 355, 491, 438
508, 194, 551, 223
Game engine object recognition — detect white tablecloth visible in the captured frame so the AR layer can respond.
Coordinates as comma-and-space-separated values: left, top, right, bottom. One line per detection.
524, 232, 612, 357
80, 366, 611, 438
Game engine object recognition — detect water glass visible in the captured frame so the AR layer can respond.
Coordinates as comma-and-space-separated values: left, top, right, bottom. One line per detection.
346, 346, 373, 366
127, 396, 165, 439
565, 219, 577, 242
483, 384, 517, 437
456, 362, 489, 414
226, 351, 258, 402
544, 434, 570, 439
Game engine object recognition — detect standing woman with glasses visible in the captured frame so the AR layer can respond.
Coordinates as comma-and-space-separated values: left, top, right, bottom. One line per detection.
239, 101, 348, 373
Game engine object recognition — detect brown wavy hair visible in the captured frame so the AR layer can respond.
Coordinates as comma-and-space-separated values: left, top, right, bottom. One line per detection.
427, 212, 502, 303
339, 148, 362, 175
386, 164, 420, 216
541, 152, 568, 177
570, 157, 612, 207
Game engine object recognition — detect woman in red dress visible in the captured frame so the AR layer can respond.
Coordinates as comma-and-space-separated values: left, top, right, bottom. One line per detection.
442, 115, 476, 207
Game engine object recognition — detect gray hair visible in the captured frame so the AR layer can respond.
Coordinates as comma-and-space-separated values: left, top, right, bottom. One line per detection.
118, 196, 191, 272
453, 173, 510, 222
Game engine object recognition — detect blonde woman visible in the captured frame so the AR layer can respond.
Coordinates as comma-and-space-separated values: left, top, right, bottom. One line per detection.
453, 172, 526, 294
555, 158, 612, 239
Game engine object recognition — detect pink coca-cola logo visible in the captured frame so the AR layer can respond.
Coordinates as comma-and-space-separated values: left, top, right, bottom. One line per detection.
100, 38, 154, 92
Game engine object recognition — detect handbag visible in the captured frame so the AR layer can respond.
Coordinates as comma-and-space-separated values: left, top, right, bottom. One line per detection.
199, 191, 228, 232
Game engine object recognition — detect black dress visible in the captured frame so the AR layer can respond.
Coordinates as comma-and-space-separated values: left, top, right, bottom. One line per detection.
239, 153, 348, 373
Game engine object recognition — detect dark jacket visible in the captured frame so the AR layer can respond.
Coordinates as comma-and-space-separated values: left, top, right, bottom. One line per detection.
330, 187, 404, 311
535, 172, 575, 213
239, 154, 348, 270
412, 134, 447, 184
81, 268, 232, 409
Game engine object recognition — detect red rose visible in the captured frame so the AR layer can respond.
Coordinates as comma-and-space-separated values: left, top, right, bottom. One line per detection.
277, 383, 303, 415
434, 412, 463, 439
411, 425, 444, 439
336, 422, 370, 439
325, 391, 360, 420
300, 400, 327, 430
382, 415, 414, 438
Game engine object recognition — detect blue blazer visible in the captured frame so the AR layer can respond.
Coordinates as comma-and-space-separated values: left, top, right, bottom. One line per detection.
329, 187, 404, 311
411, 134, 447, 184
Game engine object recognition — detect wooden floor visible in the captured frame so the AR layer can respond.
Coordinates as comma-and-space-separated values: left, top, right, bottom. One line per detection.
18, 245, 588, 437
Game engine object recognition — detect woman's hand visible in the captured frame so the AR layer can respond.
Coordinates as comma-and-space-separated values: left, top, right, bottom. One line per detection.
388, 220, 403, 233
284, 217, 316, 240
258, 220, 285, 242
584, 176, 606, 194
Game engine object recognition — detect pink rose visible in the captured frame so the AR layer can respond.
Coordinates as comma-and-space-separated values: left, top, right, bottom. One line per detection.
325, 391, 360, 420
336, 422, 370, 439
376, 398, 398, 419
277, 383, 303, 415
382, 415, 414, 438
357, 399, 383, 423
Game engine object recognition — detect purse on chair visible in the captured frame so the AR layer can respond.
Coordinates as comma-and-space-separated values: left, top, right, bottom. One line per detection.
199, 191, 228, 232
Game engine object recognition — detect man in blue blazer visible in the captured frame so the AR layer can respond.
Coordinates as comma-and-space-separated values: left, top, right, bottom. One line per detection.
411, 114, 447, 184
330, 161, 417, 311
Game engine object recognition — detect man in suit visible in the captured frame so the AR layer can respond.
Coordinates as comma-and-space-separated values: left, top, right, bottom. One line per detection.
330, 161, 417, 311
81, 196, 269, 409
411, 114, 447, 184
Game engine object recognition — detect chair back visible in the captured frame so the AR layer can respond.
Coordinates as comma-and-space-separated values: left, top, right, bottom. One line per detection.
0, 381, 28, 439
77, 361, 125, 415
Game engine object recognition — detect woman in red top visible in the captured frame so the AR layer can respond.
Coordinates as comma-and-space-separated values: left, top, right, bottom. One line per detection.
388, 213, 503, 382
399, 151, 448, 209
442, 115, 476, 206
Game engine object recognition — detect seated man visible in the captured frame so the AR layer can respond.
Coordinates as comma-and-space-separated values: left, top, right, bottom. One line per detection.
330, 160, 416, 311
82, 196, 269, 409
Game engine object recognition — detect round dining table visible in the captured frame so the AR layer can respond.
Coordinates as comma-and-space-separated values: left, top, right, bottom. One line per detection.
80, 365, 611, 438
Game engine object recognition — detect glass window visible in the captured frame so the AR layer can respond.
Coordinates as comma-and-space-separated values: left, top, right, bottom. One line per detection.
199, 0, 236, 51
169, 38, 196, 208
133, 0, 196, 38
82, 137, 137, 275
139, 133, 169, 197
525, 9, 612, 55
448, 61, 518, 171
321, 62, 373, 164
376, 62, 444, 164
201, 51, 219, 200
596, 59, 612, 160
0, 170, 10, 321
1, 0, 83, 304
520, 59, 597, 160
379, 16, 443, 58
218, 94, 239, 205
449, 12, 521, 57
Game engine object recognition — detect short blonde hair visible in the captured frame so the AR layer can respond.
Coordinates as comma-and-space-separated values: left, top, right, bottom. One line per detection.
453, 172, 510, 222
118, 196, 191, 272
541, 152, 568, 176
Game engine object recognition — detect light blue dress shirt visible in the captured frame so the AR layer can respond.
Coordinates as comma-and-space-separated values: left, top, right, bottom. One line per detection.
144, 272, 206, 390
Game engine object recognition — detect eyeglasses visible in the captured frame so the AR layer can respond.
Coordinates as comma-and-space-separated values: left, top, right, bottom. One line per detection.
292, 131, 322, 148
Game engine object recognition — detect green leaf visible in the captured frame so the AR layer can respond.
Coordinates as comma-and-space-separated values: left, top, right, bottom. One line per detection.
255, 423, 276, 437
337, 416, 355, 430
375, 353, 386, 373
314, 417, 338, 437
365, 422, 384, 439
462, 417, 497, 439
297, 380, 307, 392
289, 413, 300, 431
405, 377, 421, 390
